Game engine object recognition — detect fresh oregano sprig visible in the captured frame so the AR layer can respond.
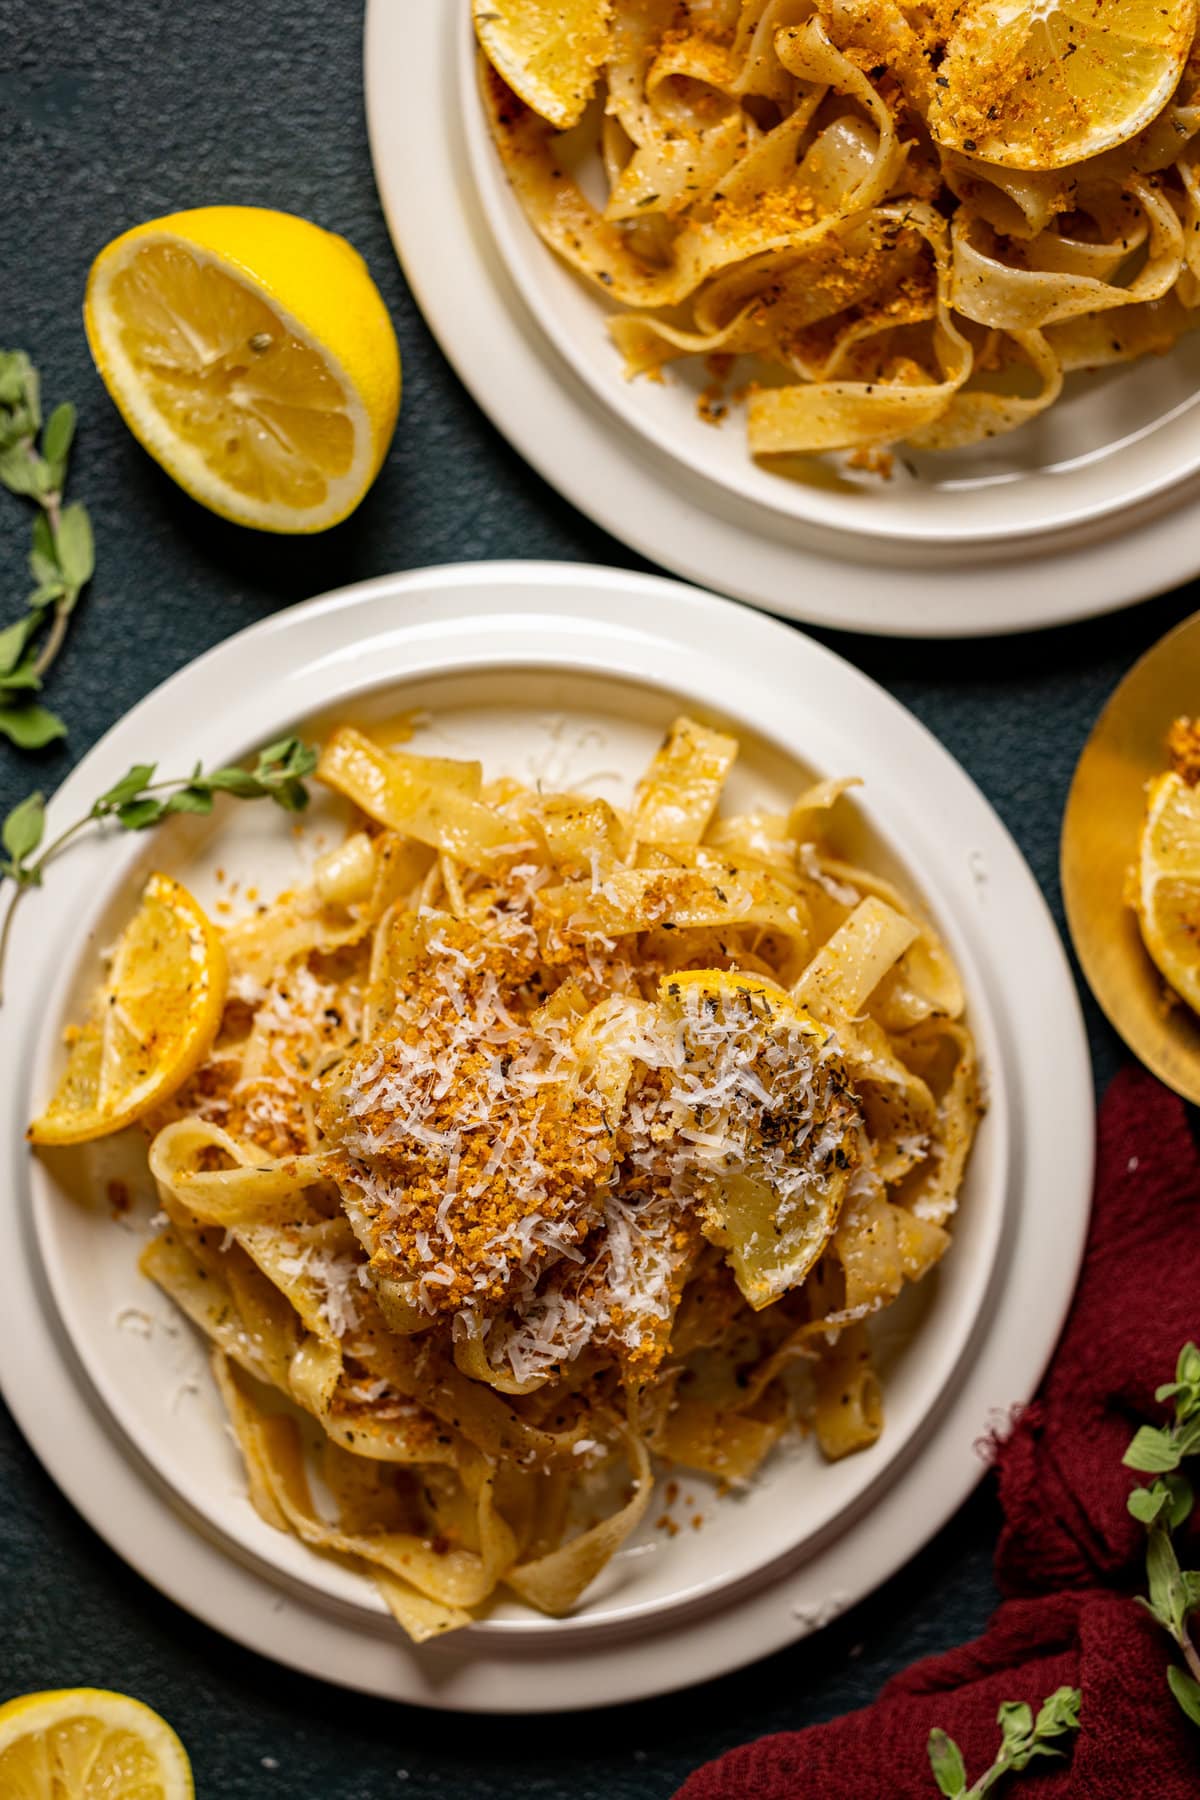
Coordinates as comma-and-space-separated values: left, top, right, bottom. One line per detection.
927, 1686, 1081, 1798
1125, 1341, 1200, 1726
0, 736, 317, 1003
0, 348, 94, 749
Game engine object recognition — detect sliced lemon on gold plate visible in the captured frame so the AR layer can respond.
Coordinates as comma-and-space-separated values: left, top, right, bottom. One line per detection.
85, 206, 400, 533
931, 0, 1197, 170
0, 1689, 192, 1800
1133, 766, 1200, 1013
1062, 610, 1200, 1104
29, 871, 226, 1145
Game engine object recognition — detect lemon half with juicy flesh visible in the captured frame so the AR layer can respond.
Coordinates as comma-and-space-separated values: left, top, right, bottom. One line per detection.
930, 0, 1197, 171
85, 207, 400, 533
1134, 769, 1200, 1013
0, 1689, 193, 1800
29, 872, 226, 1146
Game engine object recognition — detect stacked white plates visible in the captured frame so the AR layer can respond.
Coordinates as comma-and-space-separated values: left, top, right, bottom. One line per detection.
365, 1, 1200, 638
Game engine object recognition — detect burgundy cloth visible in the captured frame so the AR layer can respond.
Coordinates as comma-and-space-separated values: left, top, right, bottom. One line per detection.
676, 1067, 1200, 1799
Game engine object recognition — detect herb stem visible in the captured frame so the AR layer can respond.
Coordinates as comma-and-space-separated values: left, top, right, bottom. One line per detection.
0, 886, 18, 1009
1182, 1624, 1200, 1688
0, 809, 95, 1004
0, 739, 318, 1005
32, 599, 70, 681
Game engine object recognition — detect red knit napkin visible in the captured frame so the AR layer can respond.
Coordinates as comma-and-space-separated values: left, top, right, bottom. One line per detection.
676, 1068, 1200, 1799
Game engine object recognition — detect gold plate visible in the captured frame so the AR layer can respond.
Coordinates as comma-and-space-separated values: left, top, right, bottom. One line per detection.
1061, 609, 1200, 1103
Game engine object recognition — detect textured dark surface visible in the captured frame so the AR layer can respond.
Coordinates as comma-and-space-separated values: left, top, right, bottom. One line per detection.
1, 2, 1197, 1795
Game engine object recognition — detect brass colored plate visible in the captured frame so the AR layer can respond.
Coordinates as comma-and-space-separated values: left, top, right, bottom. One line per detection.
1062, 609, 1200, 1103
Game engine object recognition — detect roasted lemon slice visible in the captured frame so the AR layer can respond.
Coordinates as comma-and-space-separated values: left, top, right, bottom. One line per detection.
30, 872, 226, 1145
473, 0, 612, 129
1133, 769, 1200, 1013
659, 969, 862, 1310
85, 207, 400, 533
0, 1689, 193, 1800
930, 0, 1197, 170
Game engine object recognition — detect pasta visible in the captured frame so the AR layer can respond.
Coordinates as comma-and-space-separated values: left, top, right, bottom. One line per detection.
98, 717, 979, 1637
475, 0, 1200, 468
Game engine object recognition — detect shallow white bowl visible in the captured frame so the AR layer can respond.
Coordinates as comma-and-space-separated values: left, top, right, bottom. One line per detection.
458, 15, 1200, 550
0, 563, 1094, 1707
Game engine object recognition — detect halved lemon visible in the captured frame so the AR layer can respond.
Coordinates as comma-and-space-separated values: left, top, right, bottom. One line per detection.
29, 872, 226, 1145
0, 1689, 193, 1800
929, 0, 1197, 170
473, 0, 612, 130
85, 207, 400, 533
658, 969, 860, 1310
1133, 769, 1200, 1013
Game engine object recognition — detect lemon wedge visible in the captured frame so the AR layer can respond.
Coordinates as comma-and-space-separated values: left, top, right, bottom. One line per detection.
1133, 769, 1200, 1013
30, 872, 226, 1145
84, 207, 400, 533
0, 1689, 193, 1800
474, 0, 612, 130
658, 969, 861, 1310
929, 0, 1197, 170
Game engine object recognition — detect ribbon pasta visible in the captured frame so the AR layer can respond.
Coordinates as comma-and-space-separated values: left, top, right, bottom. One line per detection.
118, 717, 982, 1638
477, 0, 1200, 464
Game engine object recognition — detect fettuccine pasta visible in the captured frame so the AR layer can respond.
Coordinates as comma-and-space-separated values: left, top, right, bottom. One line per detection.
85, 718, 980, 1638
475, 0, 1200, 467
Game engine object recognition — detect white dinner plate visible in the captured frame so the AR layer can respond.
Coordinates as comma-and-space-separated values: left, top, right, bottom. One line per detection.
457, 16, 1200, 551
0, 562, 1094, 1709
364, 1, 1200, 637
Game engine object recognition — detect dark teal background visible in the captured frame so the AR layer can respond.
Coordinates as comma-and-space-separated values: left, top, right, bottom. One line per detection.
1, 3, 1197, 1795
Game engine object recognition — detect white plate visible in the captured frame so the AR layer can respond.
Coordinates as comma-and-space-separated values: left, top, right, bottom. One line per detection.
457, 17, 1200, 550
0, 562, 1094, 1709
364, 1, 1200, 636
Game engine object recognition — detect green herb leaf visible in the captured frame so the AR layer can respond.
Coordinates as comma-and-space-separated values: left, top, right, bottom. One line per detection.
1181, 1569, 1200, 1615
1167, 1665, 1200, 1729
1124, 1425, 1182, 1473
255, 736, 319, 780
1165, 1472, 1195, 1531
162, 786, 215, 817
26, 580, 67, 610
0, 615, 34, 677
997, 1700, 1034, 1764
1033, 1687, 1081, 1737
2, 791, 45, 867
0, 354, 27, 408
203, 767, 266, 798
0, 445, 46, 497
927, 1729, 966, 1798
41, 401, 75, 471
1155, 1350, 1200, 1424
55, 502, 93, 592
1145, 1525, 1189, 1638
0, 656, 45, 697
115, 797, 167, 831
0, 704, 66, 748
272, 779, 311, 814
29, 510, 58, 579
1129, 1484, 1170, 1526
22, 357, 40, 432
93, 764, 157, 813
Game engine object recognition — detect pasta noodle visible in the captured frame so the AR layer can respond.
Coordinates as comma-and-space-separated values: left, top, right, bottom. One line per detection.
83, 717, 981, 1636
475, 0, 1200, 468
